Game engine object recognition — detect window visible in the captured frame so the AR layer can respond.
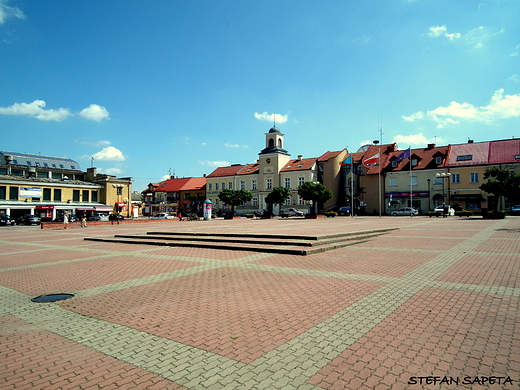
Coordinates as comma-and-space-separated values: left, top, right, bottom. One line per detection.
470, 172, 479, 183
37, 171, 47, 178
298, 177, 305, 186
208, 183, 212, 191
285, 178, 291, 189
389, 178, 397, 187
252, 197, 258, 206
252, 179, 257, 190
435, 157, 442, 164
0, 186, 6, 200
391, 161, 397, 168
266, 178, 272, 190
184, 193, 191, 199
411, 159, 418, 167
434, 176, 443, 185
9, 187, 19, 200
52, 172, 62, 179
222, 183, 225, 191
117, 187, 123, 195
456, 155, 473, 161
73, 190, 80, 202
240, 181, 245, 190
82, 190, 89, 202
215, 183, 219, 191
410, 176, 418, 186
54, 189, 61, 201
12, 169, 24, 176
452, 173, 460, 184
284, 197, 291, 206
92, 191, 98, 202
228, 182, 232, 189
298, 196, 305, 205
43, 188, 51, 201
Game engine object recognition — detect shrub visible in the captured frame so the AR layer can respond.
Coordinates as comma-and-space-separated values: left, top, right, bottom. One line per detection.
482, 210, 506, 219
455, 211, 473, 217
324, 211, 337, 217
244, 214, 255, 218
427, 211, 442, 218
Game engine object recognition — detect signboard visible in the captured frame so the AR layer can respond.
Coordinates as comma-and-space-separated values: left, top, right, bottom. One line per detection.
20, 187, 43, 198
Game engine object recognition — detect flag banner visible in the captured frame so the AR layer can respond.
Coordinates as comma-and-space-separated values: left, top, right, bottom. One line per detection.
340, 155, 353, 165
395, 147, 411, 163
362, 152, 379, 166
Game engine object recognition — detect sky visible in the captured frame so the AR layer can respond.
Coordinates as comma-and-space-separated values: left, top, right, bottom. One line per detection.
1, 0, 519, 192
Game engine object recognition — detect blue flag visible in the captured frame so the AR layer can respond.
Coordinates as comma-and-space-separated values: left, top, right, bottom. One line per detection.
340, 155, 352, 165
395, 147, 411, 163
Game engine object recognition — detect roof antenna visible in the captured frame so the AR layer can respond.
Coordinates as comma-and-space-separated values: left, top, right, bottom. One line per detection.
273, 113, 276, 128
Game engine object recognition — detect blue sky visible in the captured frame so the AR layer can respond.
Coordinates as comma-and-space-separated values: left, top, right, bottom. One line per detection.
1, 0, 519, 191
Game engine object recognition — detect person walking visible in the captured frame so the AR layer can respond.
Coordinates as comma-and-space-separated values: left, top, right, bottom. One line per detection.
63, 211, 69, 229
80, 214, 87, 228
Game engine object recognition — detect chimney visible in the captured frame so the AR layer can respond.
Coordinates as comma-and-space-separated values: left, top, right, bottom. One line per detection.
427, 143, 435, 150
468, 139, 474, 144
297, 155, 303, 161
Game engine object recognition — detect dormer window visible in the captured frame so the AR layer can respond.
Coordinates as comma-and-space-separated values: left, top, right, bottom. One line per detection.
435, 157, 442, 164
411, 159, 418, 166
457, 155, 473, 161
391, 161, 397, 168
297, 164, 303, 168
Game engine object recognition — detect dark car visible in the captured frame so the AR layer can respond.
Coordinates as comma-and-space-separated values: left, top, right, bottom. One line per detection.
338, 206, 352, 216
17, 214, 42, 225
0, 215, 15, 226
108, 214, 124, 221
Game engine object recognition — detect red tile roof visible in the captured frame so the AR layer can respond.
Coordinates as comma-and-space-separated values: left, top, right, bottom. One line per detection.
206, 165, 244, 178
237, 163, 260, 175
385, 145, 448, 172
155, 177, 206, 192
488, 139, 520, 164
448, 142, 490, 166
317, 150, 345, 162
280, 158, 317, 171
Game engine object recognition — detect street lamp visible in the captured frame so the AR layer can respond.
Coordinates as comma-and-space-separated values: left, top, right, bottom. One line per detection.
435, 172, 451, 218
373, 140, 381, 218
427, 178, 431, 211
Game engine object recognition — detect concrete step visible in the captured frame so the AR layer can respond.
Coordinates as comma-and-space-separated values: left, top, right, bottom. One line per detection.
84, 228, 396, 256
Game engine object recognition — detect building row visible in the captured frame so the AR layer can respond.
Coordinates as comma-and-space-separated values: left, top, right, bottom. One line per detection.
0, 151, 134, 221
143, 126, 520, 216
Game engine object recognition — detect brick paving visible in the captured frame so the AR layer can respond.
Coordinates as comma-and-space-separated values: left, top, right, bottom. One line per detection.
1, 216, 519, 389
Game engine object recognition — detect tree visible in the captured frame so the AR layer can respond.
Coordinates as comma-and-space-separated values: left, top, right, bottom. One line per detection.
264, 187, 291, 216
297, 182, 333, 215
480, 167, 520, 211
218, 189, 253, 216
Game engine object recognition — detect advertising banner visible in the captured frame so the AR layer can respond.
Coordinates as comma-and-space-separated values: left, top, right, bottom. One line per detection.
20, 187, 43, 198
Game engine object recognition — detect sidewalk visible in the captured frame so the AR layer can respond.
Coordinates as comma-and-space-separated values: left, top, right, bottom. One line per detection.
1, 216, 519, 389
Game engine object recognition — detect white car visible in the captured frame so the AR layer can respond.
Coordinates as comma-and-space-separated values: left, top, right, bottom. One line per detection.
151, 213, 175, 220
281, 208, 305, 216
89, 213, 109, 221
391, 207, 419, 216
433, 206, 455, 216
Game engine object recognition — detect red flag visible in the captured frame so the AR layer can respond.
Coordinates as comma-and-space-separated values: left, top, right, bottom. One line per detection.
362, 152, 379, 167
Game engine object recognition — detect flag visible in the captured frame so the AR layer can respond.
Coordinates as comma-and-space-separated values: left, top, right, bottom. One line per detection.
395, 147, 411, 163
362, 152, 379, 166
340, 155, 352, 165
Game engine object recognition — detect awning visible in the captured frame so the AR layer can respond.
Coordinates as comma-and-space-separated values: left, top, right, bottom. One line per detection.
95, 206, 113, 211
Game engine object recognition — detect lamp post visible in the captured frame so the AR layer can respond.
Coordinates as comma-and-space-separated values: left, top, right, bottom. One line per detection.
435, 172, 451, 218
373, 140, 381, 218
427, 178, 431, 212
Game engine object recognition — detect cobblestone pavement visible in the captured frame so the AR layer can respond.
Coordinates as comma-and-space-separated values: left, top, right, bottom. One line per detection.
1, 216, 519, 389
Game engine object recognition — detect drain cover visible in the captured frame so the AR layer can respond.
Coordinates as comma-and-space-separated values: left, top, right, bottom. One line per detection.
32, 293, 74, 303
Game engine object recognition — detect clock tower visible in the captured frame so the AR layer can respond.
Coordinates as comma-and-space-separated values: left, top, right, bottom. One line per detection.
258, 126, 291, 194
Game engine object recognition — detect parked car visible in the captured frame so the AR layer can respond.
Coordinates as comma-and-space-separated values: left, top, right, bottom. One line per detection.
151, 213, 175, 220
338, 206, 352, 216
281, 208, 305, 216
0, 215, 15, 226
17, 214, 42, 225
53, 215, 78, 222
89, 214, 109, 221
391, 207, 419, 216
510, 205, 520, 216
433, 205, 455, 216
108, 214, 124, 221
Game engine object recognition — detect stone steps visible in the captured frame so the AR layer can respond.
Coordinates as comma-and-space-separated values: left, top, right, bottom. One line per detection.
84, 228, 396, 256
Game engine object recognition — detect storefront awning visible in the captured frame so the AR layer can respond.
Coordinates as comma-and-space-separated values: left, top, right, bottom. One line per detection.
95, 206, 113, 211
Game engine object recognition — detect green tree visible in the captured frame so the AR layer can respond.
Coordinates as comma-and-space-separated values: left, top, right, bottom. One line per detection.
480, 167, 520, 211
297, 182, 333, 215
264, 187, 291, 215
218, 189, 253, 216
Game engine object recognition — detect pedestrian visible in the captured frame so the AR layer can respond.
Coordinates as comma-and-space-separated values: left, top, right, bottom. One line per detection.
63, 211, 69, 229
81, 214, 87, 228
178, 212, 183, 221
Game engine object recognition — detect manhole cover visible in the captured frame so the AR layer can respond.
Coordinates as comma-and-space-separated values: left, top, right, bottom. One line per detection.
31, 293, 74, 303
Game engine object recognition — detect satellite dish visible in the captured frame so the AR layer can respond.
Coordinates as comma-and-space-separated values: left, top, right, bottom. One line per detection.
357, 144, 371, 153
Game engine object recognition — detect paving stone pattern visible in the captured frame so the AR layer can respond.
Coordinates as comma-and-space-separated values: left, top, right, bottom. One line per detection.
1, 216, 519, 389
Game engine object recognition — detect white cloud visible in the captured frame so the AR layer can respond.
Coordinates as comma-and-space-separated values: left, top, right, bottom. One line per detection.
0, 0, 26, 24
92, 146, 126, 161
254, 111, 289, 124
402, 89, 520, 128
98, 167, 124, 176
78, 104, 110, 122
198, 160, 230, 167
509, 74, 520, 83
392, 133, 444, 147
0, 99, 110, 122
0, 100, 72, 121
76, 139, 112, 147
428, 25, 461, 40
224, 143, 248, 149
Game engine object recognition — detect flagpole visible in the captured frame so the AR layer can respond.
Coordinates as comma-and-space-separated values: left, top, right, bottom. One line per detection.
373, 140, 381, 218
409, 145, 412, 215
351, 168, 354, 217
